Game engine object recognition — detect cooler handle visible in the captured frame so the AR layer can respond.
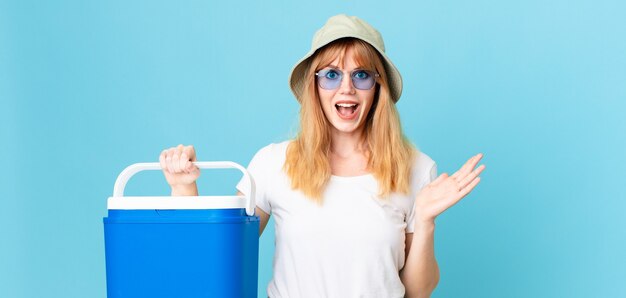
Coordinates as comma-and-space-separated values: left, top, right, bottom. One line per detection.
112, 161, 256, 216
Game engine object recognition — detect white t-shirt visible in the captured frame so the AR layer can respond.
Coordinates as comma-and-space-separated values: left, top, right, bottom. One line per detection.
236, 141, 437, 298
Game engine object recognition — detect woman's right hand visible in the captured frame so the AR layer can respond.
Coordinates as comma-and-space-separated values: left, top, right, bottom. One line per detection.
159, 144, 200, 195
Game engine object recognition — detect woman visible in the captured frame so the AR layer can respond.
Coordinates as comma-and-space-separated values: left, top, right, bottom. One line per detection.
159, 14, 485, 298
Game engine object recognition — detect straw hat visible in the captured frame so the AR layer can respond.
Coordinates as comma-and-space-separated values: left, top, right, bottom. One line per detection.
289, 14, 403, 103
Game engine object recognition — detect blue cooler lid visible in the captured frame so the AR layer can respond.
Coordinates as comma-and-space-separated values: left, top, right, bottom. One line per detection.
107, 161, 256, 216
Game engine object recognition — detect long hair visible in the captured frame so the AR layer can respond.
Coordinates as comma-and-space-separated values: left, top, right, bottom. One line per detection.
284, 38, 415, 203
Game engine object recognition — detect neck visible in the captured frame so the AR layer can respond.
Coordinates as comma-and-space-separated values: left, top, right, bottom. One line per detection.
330, 127, 367, 158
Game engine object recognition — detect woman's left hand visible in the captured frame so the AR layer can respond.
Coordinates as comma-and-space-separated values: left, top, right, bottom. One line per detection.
414, 153, 486, 225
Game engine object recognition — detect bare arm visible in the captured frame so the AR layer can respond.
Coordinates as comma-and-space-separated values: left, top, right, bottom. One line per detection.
400, 228, 439, 298
401, 154, 485, 297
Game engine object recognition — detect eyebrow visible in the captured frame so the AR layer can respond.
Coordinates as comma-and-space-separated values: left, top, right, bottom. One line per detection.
322, 64, 366, 71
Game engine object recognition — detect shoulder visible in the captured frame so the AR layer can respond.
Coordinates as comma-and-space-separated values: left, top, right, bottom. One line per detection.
413, 149, 436, 172
411, 150, 437, 187
253, 140, 291, 159
414, 150, 435, 170
248, 140, 292, 169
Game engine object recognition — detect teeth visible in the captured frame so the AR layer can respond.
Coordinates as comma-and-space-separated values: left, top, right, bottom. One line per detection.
336, 103, 357, 107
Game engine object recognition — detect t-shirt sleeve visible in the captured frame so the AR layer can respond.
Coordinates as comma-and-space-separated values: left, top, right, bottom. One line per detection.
405, 159, 437, 233
236, 145, 273, 215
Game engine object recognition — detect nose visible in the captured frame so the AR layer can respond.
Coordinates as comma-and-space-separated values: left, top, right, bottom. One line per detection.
338, 73, 356, 95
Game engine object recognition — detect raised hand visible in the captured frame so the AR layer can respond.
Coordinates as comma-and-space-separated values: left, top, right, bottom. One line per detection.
414, 153, 486, 224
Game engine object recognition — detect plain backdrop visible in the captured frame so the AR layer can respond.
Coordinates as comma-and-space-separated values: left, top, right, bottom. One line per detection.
1, 0, 625, 297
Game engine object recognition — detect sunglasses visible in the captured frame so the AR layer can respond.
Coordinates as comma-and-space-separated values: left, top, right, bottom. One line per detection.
315, 68, 379, 90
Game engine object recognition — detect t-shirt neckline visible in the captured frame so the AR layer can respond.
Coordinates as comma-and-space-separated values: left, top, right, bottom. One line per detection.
330, 173, 373, 181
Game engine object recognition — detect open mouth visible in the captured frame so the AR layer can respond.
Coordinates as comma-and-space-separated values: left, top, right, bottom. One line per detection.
335, 103, 359, 119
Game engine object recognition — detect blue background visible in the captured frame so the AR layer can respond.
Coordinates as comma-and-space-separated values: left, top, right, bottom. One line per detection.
1, 0, 625, 297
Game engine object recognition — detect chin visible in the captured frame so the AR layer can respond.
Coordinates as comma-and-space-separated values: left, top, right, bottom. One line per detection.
330, 120, 363, 133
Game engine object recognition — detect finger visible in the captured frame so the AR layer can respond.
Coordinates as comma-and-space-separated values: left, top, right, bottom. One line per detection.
181, 151, 196, 173
188, 160, 199, 173
451, 153, 483, 181
188, 163, 200, 176
185, 161, 198, 173
159, 150, 168, 172
458, 176, 481, 200
179, 152, 189, 173
458, 164, 486, 189
431, 173, 448, 185
166, 148, 176, 173
175, 144, 187, 173
171, 151, 181, 173
182, 146, 196, 172
453, 153, 482, 178
183, 145, 196, 162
